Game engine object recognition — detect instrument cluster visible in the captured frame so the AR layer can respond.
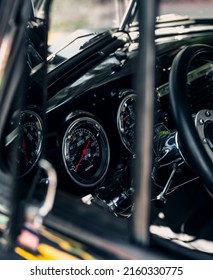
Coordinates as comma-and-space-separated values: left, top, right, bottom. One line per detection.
5, 87, 137, 198
60, 89, 137, 189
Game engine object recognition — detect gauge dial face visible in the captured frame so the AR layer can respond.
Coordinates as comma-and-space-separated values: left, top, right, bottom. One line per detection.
62, 117, 110, 187
5, 110, 43, 177
117, 93, 136, 154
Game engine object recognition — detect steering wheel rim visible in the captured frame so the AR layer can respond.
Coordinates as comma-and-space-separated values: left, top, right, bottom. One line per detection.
169, 44, 213, 194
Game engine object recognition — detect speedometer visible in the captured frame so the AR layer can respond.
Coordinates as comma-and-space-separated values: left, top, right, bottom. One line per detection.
62, 117, 110, 187
5, 110, 43, 177
117, 93, 136, 154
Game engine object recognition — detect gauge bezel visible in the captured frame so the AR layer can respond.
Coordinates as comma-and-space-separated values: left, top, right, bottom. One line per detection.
62, 117, 110, 188
117, 93, 137, 154
18, 110, 43, 177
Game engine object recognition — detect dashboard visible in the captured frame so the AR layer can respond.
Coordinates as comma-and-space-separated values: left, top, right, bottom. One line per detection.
4, 26, 213, 219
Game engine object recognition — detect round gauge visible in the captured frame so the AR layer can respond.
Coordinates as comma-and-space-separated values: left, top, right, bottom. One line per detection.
62, 117, 110, 187
5, 110, 43, 177
17, 111, 43, 176
117, 93, 136, 154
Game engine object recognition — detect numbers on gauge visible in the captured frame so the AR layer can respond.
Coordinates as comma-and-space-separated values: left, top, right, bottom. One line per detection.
62, 117, 110, 187
65, 128, 100, 176
117, 93, 136, 154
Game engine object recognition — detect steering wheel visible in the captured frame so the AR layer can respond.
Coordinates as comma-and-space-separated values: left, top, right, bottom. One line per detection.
169, 44, 213, 194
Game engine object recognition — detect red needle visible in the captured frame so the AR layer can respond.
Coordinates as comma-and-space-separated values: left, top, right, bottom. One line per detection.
76, 139, 91, 171
123, 114, 128, 123
22, 138, 28, 165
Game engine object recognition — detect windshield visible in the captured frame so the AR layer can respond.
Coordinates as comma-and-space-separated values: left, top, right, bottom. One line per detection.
49, 0, 213, 45
45, 0, 213, 71
49, 0, 129, 46
160, 0, 213, 18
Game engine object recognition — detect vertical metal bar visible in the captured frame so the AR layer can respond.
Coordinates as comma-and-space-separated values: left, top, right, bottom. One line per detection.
119, 0, 137, 30
132, 0, 158, 246
0, 0, 30, 250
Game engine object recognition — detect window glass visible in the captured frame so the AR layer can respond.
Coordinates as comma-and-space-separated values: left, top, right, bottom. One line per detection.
160, 0, 213, 18
49, 0, 129, 45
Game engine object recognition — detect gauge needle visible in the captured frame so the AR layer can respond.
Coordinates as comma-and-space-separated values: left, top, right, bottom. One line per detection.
123, 114, 128, 123
76, 139, 91, 171
22, 138, 28, 165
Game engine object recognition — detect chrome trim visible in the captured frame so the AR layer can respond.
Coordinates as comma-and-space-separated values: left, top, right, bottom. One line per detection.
194, 109, 213, 161
156, 62, 213, 98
